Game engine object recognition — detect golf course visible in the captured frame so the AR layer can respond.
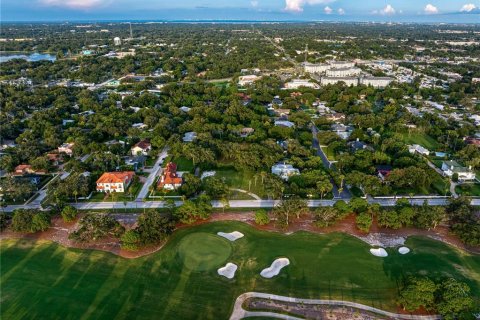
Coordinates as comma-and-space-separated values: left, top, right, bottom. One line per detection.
1, 221, 479, 319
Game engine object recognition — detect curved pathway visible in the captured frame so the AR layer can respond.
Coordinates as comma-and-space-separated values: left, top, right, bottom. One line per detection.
229, 292, 441, 320
230, 188, 262, 200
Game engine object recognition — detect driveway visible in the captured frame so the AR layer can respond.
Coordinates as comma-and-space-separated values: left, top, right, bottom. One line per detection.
135, 147, 169, 201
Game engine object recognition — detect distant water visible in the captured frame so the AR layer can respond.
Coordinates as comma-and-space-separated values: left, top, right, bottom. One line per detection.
0, 52, 56, 63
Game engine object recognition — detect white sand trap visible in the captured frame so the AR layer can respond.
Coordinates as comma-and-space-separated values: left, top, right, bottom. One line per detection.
398, 247, 410, 255
218, 263, 238, 279
370, 248, 388, 257
217, 231, 244, 242
260, 258, 290, 278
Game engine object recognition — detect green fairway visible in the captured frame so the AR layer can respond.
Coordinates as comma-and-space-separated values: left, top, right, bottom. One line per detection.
1, 221, 479, 319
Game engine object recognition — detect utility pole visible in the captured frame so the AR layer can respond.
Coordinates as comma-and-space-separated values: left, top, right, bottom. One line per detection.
129, 22, 133, 39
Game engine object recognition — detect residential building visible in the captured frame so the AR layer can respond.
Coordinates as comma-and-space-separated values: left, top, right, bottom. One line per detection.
303, 62, 330, 74
348, 139, 371, 152
96, 171, 135, 192
274, 120, 295, 128
359, 77, 394, 88
408, 144, 430, 156
271, 162, 300, 180
238, 75, 261, 86
239, 127, 255, 137
376, 165, 393, 181
441, 161, 476, 181
157, 162, 183, 190
284, 79, 319, 89
131, 140, 151, 156
183, 132, 197, 142
331, 124, 353, 140
321, 77, 359, 86
58, 142, 75, 156
326, 67, 361, 77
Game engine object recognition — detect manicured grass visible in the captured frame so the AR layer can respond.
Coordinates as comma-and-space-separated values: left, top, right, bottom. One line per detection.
172, 156, 194, 173
80, 181, 144, 202
456, 184, 480, 197
322, 145, 336, 161
215, 165, 267, 199
400, 132, 441, 150
1, 221, 479, 319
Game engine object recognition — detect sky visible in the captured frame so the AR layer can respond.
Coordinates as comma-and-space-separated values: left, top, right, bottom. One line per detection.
1, 0, 479, 22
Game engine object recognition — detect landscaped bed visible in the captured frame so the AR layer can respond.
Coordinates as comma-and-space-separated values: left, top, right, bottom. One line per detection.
1, 221, 479, 319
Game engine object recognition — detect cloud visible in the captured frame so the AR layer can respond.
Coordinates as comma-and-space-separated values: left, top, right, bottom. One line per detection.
424, 4, 439, 14
460, 3, 477, 12
337, 8, 345, 15
324, 6, 332, 14
39, 0, 111, 10
251, 0, 259, 8
377, 4, 396, 15
284, 0, 334, 12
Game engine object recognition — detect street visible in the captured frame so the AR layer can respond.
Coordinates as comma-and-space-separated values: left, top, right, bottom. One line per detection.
135, 147, 169, 201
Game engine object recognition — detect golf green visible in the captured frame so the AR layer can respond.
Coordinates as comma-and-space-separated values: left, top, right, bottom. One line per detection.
178, 232, 232, 271
1, 221, 479, 319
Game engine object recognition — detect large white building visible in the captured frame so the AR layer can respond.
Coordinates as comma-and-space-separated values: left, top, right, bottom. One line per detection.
360, 77, 394, 88
303, 62, 330, 74
271, 163, 300, 180
326, 67, 362, 77
284, 79, 319, 89
329, 61, 355, 69
441, 161, 476, 181
238, 75, 261, 86
321, 77, 359, 86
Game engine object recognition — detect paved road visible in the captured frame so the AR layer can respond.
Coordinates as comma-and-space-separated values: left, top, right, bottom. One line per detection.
135, 147, 169, 201
229, 292, 441, 320
311, 123, 352, 199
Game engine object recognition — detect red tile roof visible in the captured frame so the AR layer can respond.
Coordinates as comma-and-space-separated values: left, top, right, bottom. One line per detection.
97, 171, 135, 184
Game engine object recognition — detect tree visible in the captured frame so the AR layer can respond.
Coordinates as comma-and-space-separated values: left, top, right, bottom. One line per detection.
377, 210, 402, 229
121, 230, 142, 251
136, 209, 176, 245
415, 202, 445, 230
437, 279, 474, 320
61, 205, 78, 222
398, 277, 437, 312
11, 209, 50, 233
203, 177, 229, 199
316, 179, 333, 199
254, 210, 270, 225
272, 198, 308, 229
356, 212, 372, 233
69, 213, 124, 242
349, 197, 369, 214
314, 207, 341, 227
0, 213, 8, 231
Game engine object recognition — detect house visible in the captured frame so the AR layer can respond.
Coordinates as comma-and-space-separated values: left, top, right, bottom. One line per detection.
271, 96, 283, 107
376, 165, 393, 181
131, 140, 151, 156
58, 142, 75, 156
180, 106, 191, 113
14, 164, 36, 175
465, 137, 480, 147
441, 161, 476, 181
284, 79, 320, 90
238, 75, 260, 86
331, 124, 353, 140
348, 139, 370, 152
325, 113, 345, 122
271, 162, 300, 180
157, 162, 183, 190
274, 120, 295, 128
183, 132, 197, 142
132, 123, 148, 130
239, 127, 255, 138
125, 155, 146, 171
408, 144, 430, 156
46, 153, 63, 166
96, 171, 135, 192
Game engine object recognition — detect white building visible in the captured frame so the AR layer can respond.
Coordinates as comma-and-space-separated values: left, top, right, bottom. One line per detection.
326, 67, 361, 77
271, 163, 300, 180
274, 120, 295, 128
238, 75, 260, 86
441, 161, 476, 181
58, 142, 75, 156
113, 37, 121, 46
183, 132, 197, 142
408, 144, 430, 156
284, 79, 319, 89
329, 61, 355, 69
304, 62, 330, 74
360, 77, 394, 88
321, 77, 359, 86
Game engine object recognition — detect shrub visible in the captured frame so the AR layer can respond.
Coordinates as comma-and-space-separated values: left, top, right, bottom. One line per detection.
254, 210, 270, 225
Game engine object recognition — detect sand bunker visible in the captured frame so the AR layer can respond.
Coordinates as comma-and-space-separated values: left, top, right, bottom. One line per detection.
370, 248, 388, 257
217, 231, 244, 242
398, 247, 410, 254
260, 258, 290, 278
217, 263, 238, 279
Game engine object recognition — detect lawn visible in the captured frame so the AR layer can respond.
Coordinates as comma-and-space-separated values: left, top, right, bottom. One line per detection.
214, 165, 267, 199
456, 183, 480, 197
400, 132, 441, 150
1, 221, 479, 319
80, 180, 144, 202
172, 156, 194, 173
